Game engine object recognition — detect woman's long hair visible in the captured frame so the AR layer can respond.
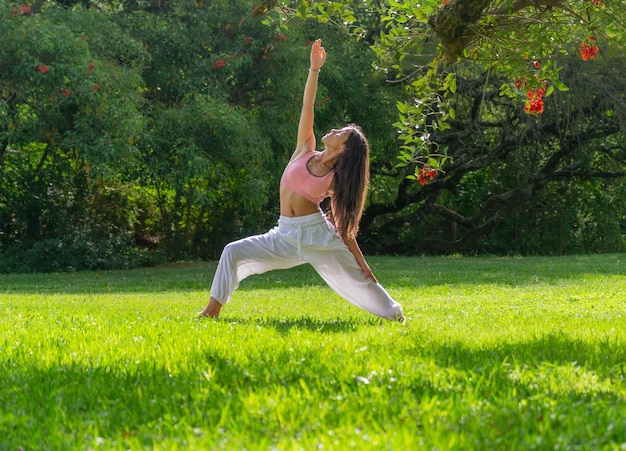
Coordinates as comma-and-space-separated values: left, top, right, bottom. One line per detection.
331, 125, 370, 240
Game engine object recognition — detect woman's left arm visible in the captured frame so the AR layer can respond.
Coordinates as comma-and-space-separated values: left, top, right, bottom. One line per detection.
342, 234, 378, 284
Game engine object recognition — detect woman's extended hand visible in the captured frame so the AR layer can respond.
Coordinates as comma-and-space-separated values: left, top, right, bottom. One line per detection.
340, 232, 378, 284
360, 263, 378, 284
310, 38, 326, 70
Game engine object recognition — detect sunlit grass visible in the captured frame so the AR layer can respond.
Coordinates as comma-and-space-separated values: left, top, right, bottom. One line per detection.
1, 255, 625, 449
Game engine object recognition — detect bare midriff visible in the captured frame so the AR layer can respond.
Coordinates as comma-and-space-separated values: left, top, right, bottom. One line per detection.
279, 186, 324, 217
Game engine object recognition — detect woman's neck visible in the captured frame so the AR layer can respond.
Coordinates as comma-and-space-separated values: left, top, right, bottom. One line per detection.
317, 148, 340, 169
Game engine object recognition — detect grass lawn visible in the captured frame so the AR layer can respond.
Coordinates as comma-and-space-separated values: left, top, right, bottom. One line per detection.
1, 254, 625, 450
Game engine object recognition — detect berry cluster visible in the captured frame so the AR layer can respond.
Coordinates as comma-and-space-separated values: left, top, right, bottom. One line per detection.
524, 87, 546, 115
580, 37, 600, 61
11, 4, 31, 15
418, 167, 437, 186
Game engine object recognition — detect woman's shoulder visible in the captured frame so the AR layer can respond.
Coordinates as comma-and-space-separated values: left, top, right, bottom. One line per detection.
288, 147, 317, 164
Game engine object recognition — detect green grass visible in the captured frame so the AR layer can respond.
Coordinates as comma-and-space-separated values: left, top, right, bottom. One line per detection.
1, 254, 626, 450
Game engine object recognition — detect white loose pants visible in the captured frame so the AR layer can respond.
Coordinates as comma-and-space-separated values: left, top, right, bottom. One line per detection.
210, 211, 404, 321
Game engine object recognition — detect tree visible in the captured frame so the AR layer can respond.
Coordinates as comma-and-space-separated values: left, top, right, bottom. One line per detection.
2, 0, 624, 272
1, 0, 407, 271
360, 56, 626, 254
119, 1, 407, 259
0, 2, 149, 271
264, 0, 626, 253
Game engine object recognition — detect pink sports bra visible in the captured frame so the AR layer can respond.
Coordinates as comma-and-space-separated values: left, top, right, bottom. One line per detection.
280, 151, 335, 204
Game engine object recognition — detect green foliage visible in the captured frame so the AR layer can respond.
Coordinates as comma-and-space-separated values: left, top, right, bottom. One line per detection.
1, 2, 150, 271
490, 178, 626, 255
2, 0, 403, 269
120, 1, 311, 258
1, 255, 625, 448
372, 0, 626, 169
357, 51, 626, 255
275, 0, 626, 168
0, 139, 162, 272
1, 3, 147, 170
1, 0, 625, 271
142, 94, 273, 258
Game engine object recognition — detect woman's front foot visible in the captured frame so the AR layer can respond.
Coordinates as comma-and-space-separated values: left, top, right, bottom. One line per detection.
198, 297, 222, 319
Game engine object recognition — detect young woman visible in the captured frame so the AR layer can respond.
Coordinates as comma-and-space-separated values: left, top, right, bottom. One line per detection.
199, 39, 405, 322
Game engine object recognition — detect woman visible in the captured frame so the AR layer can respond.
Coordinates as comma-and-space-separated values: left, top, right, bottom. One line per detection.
199, 39, 405, 322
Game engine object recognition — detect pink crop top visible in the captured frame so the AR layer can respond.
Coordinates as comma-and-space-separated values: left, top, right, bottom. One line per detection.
280, 151, 335, 204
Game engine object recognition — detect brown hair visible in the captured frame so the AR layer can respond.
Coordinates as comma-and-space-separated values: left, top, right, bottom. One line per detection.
330, 125, 370, 240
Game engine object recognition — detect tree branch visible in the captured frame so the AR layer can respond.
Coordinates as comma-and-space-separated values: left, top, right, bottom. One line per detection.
428, 0, 567, 60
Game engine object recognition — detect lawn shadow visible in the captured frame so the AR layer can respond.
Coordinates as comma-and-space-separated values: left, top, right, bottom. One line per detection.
3, 330, 625, 449
0, 360, 236, 448
219, 315, 384, 334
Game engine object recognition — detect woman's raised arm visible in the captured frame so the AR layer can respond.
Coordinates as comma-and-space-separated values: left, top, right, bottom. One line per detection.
292, 39, 326, 162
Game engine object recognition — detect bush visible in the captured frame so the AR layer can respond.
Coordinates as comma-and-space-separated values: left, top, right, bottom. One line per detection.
0, 237, 166, 273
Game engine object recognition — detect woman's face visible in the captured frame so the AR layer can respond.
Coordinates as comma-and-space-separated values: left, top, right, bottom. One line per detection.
322, 127, 352, 150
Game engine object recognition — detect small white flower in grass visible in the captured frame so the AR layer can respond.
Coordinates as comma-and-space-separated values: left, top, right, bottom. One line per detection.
356, 376, 370, 385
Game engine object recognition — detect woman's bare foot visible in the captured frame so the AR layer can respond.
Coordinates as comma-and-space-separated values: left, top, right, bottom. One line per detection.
198, 297, 222, 319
